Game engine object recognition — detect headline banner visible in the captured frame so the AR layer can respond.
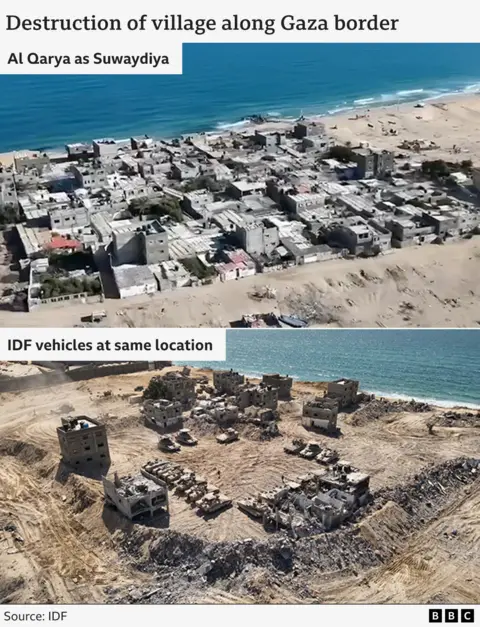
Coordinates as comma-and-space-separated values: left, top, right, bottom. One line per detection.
1, 0, 479, 74
0, 328, 226, 361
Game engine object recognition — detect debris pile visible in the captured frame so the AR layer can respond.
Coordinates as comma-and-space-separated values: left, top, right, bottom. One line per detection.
237, 461, 371, 537
436, 411, 480, 429
349, 397, 432, 425
110, 457, 480, 605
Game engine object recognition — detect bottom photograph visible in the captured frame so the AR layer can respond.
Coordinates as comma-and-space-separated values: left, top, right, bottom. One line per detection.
0, 329, 479, 605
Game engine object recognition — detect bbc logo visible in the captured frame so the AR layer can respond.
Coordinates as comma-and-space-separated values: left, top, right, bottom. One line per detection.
429, 609, 475, 623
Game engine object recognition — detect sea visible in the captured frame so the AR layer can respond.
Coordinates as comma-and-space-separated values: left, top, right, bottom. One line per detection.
1, 43, 480, 152
179, 330, 480, 408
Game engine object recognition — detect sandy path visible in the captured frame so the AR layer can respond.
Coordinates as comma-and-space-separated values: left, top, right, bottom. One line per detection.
1, 237, 478, 328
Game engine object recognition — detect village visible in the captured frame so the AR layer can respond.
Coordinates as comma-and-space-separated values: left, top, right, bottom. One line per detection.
1, 116, 479, 326
0, 362, 479, 604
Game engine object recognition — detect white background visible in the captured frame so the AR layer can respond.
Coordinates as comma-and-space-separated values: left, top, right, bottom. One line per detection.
1, 0, 479, 74
0, 328, 226, 361
1, 604, 477, 624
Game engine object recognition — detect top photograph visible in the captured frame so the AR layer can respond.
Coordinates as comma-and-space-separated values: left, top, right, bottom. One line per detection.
0, 43, 479, 329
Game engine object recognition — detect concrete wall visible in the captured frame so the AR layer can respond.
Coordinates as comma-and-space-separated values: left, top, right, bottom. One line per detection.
0, 361, 153, 393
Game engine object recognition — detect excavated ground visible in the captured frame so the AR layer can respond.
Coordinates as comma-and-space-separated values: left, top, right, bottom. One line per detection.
0, 366, 479, 604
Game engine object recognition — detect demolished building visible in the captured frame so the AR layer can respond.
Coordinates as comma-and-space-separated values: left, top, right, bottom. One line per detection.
262, 373, 293, 400
213, 369, 245, 395
302, 397, 339, 434
103, 471, 169, 520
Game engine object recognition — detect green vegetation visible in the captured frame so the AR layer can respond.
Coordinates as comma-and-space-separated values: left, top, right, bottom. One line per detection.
182, 176, 223, 193
421, 158, 473, 179
40, 275, 102, 299
129, 197, 183, 222
326, 145, 355, 163
181, 256, 217, 280
0, 203, 20, 227
143, 376, 168, 400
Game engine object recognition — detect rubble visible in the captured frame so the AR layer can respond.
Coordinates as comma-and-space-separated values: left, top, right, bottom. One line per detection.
349, 397, 432, 425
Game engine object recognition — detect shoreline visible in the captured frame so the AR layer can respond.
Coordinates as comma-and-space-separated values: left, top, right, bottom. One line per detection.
178, 366, 480, 410
1, 83, 480, 161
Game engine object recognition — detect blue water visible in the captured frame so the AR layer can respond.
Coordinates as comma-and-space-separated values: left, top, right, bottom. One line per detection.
1, 44, 480, 152
182, 330, 480, 408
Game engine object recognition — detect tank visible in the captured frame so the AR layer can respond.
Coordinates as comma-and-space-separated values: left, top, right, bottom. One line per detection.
185, 478, 208, 503
216, 428, 239, 444
175, 471, 197, 494
197, 490, 232, 514
283, 438, 306, 455
158, 436, 181, 453
316, 448, 339, 465
237, 497, 268, 518
299, 442, 322, 460
176, 429, 198, 446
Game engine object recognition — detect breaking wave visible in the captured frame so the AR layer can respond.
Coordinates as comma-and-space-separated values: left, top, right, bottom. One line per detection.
211, 79, 480, 133
365, 389, 480, 410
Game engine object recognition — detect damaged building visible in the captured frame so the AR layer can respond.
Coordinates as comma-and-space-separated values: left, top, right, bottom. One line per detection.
102, 471, 169, 520
213, 369, 245, 395
145, 371, 197, 409
57, 415, 110, 469
262, 373, 293, 400
236, 383, 279, 411
302, 397, 339, 434
327, 379, 360, 408
142, 399, 183, 433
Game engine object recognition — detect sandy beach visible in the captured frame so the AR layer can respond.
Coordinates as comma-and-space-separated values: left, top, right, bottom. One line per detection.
229, 92, 480, 164
1, 237, 479, 328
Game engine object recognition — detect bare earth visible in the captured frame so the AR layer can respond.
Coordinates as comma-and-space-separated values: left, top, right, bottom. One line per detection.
0, 367, 479, 604
1, 238, 479, 328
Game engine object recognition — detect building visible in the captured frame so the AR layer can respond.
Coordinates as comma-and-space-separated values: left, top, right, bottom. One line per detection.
352, 149, 376, 179
49, 206, 89, 230
66, 143, 94, 161
70, 164, 108, 190
93, 138, 130, 158
142, 399, 183, 433
112, 219, 168, 266
302, 397, 339, 433
152, 372, 197, 409
327, 379, 359, 408
473, 167, 480, 192
213, 370, 245, 395
236, 383, 278, 411
102, 471, 169, 520
262, 374, 293, 400
112, 264, 157, 299
236, 220, 280, 256
57, 415, 110, 469
228, 180, 266, 199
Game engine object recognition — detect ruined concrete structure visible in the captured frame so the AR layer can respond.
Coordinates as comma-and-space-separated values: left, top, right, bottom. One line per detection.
302, 397, 339, 433
154, 371, 196, 409
191, 397, 239, 425
262, 373, 293, 400
327, 379, 359, 408
213, 369, 245, 395
103, 471, 169, 520
236, 383, 278, 411
142, 399, 183, 433
57, 415, 110, 468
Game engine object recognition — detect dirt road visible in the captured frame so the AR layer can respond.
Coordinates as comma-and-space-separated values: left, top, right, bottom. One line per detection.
1, 239, 479, 328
